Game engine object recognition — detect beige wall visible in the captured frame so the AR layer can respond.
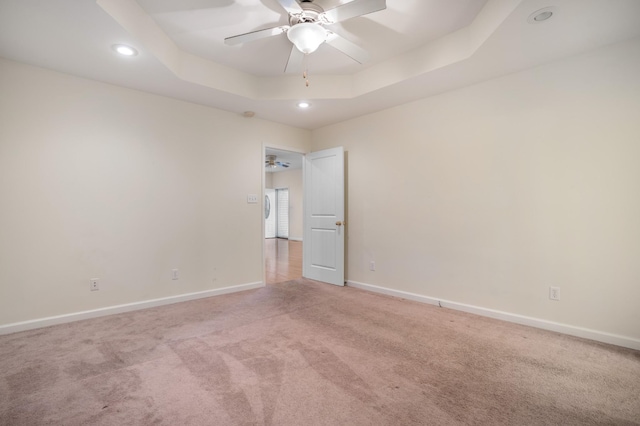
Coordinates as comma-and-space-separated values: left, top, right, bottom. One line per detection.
3, 37, 640, 344
0, 58, 310, 325
271, 169, 303, 241
312, 38, 640, 341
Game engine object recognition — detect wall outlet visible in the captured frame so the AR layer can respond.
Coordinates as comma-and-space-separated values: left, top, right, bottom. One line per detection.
549, 286, 560, 301
171, 269, 179, 280
369, 261, 375, 271
90, 278, 99, 291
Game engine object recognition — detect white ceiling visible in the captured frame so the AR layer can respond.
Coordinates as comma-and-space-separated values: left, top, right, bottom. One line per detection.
135, 0, 487, 76
1, 0, 639, 130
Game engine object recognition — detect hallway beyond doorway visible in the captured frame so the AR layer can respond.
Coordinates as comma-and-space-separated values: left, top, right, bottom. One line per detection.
265, 238, 302, 284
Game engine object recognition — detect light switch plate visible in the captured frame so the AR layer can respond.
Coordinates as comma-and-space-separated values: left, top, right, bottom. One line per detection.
247, 194, 258, 204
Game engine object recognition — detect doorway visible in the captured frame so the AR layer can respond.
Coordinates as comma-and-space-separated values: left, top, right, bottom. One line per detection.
264, 147, 304, 284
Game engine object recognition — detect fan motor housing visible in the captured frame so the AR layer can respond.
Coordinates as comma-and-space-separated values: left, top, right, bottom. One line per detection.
289, 2, 324, 25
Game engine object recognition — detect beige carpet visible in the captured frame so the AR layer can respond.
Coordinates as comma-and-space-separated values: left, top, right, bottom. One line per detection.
1, 279, 639, 425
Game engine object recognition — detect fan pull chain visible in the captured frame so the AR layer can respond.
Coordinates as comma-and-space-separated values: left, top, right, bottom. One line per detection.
303, 54, 310, 87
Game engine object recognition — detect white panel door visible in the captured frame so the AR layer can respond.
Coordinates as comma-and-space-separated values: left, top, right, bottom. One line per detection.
303, 147, 344, 286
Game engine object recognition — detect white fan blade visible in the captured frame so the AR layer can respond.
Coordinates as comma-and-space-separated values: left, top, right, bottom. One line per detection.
284, 45, 304, 73
275, 0, 303, 14
326, 32, 370, 63
225, 26, 289, 46
322, 0, 386, 23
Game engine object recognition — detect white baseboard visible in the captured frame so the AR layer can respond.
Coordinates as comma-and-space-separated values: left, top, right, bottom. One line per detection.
0, 282, 264, 336
347, 280, 640, 351
288, 237, 303, 242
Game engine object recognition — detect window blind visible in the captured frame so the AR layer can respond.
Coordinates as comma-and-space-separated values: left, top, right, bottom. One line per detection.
276, 188, 289, 238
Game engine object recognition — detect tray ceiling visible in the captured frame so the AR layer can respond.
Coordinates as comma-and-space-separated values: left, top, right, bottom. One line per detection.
0, 0, 639, 129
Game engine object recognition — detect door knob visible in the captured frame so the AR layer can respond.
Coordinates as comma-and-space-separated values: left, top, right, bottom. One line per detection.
336, 221, 343, 226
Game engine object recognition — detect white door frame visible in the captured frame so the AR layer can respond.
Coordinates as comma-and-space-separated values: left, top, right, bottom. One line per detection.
262, 143, 306, 286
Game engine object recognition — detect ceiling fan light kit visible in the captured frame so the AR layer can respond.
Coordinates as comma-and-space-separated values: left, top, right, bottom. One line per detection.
224, 0, 387, 86
287, 22, 327, 55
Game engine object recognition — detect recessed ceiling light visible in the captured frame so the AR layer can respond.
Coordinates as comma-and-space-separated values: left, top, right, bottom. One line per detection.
534, 11, 553, 21
112, 44, 138, 56
298, 102, 310, 109
528, 7, 555, 24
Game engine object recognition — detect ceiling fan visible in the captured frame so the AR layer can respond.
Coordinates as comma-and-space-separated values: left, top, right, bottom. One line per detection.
224, 0, 387, 75
265, 154, 290, 169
